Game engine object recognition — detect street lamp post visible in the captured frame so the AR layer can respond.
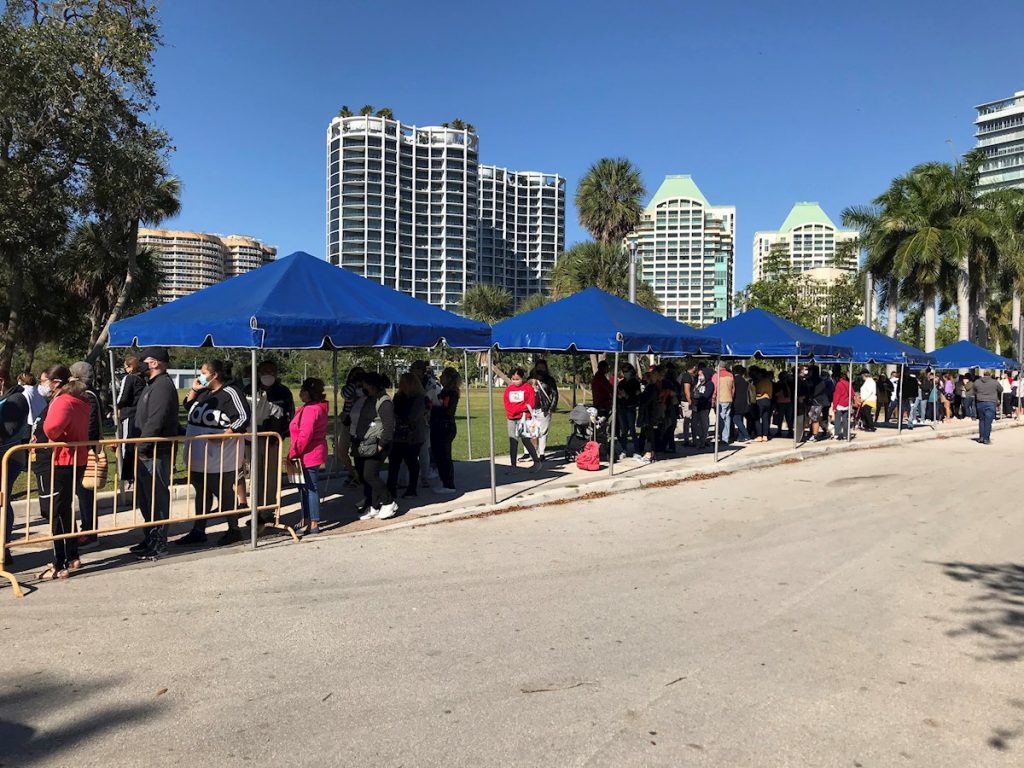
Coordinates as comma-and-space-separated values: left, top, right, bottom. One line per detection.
627, 238, 638, 367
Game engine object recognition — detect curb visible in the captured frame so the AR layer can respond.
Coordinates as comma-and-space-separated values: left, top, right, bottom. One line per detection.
348, 419, 1024, 536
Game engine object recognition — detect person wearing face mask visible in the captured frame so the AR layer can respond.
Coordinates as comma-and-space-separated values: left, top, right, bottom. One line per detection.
289, 377, 329, 536
175, 359, 250, 548
115, 356, 146, 490
616, 363, 641, 456
39, 364, 90, 580
69, 361, 103, 546
691, 366, 714, 450
503, 368, 541, 469
0, 366, 31, 569
129, 348, 180, 559
252, 360, 294, 519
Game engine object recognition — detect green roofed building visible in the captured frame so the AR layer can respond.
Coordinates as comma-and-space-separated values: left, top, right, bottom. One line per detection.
627, 175, 735, 326
752, 202, 858, 282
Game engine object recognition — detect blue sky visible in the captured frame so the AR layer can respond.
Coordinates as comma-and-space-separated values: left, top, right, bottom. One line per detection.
153, 0, 1024, 289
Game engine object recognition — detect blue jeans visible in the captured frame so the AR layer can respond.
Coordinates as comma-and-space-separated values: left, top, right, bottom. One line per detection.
964, 396, 976, 419
718, 403, 732, 443
977, 401, 996, 443
731, 412, 750, 442
299, 465, 320, 522
137, 454, 171, 550
617, 406, 637, 450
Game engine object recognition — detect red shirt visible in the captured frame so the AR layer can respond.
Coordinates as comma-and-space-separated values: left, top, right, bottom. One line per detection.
503, 383, 535, 420
832, 378, 852, 409
43, 392, 91, 466
591, 372, 613, 410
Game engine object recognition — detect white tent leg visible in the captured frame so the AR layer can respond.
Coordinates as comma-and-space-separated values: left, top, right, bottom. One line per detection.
609, 351, 619, 476
488, 347, 496, 505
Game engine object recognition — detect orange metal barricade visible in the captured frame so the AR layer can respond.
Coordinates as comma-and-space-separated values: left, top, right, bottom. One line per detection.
0, 432, 291, 599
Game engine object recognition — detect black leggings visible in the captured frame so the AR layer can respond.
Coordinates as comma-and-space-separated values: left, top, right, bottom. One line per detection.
431, 424, 455, 488
356, 455, 392, 508
387, 441, 422, 496
757, 400, 772, 437
51, 466, 79, 571
190, 471, 238, 534
509, 437, 539, 466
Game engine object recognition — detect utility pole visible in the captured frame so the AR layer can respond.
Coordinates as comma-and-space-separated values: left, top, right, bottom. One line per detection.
627, 237, 638, 367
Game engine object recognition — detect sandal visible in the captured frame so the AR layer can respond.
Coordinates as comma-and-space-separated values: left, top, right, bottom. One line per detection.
38, 566, 70, 581
69, 559, 83, 570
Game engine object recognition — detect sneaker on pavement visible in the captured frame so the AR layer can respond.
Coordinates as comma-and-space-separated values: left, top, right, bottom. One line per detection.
136, 545, 167, 561
632, 453, 643, 461
215, 528, 244, 547
128, 540, 150, 554
377, 502, 399, 520
359, 507, 379, 521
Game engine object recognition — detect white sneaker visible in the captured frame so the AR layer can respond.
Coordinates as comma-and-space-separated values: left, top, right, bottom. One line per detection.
377, 502, 398, 520
632, 453, 643, 461
359, 507, 379, 521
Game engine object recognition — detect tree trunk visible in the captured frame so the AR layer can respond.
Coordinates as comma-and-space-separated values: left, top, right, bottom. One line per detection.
24, 343, 36, 375
1012, 289, 1021, 360
886, 285, 898, 338
923, 290, 937, 352
957, 258, 970, 341
0, 266, 25, 372
977, 300, 989, 349
85, 221, 140, 364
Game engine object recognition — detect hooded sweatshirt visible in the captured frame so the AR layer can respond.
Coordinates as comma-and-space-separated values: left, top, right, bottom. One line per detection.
288, 400, 329, 468
183, 383, 249, 474
504, 382, 536, 420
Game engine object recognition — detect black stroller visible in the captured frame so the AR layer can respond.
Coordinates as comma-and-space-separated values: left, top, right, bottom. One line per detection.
565, 405, 611, 461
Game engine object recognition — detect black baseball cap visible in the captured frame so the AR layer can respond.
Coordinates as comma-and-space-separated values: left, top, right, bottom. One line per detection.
141, 347, 170, 364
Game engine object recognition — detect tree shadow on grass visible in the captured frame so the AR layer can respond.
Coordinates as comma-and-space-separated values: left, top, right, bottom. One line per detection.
0, 673, 163, 766
936, 561, 1024, 663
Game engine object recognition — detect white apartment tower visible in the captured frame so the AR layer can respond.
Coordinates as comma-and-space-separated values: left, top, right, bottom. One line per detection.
628, 175, 735, 326
975, 90, 1024, 193
327, 115, 478, 311
477, 166, 565, 306
752, 203, 858, 282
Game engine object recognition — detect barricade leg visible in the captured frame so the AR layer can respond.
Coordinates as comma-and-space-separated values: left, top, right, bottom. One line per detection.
256, 436, 297, 542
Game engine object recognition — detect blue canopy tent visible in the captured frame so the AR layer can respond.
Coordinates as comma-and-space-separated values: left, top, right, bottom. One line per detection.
487, 288, 724, 488
703, 308, 853, 447
930, 340, 1018, 372
109, 251, 491, 547
829, 325, 936, 434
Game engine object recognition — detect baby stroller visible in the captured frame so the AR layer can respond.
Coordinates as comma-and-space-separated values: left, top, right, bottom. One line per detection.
565, 405, 611, 461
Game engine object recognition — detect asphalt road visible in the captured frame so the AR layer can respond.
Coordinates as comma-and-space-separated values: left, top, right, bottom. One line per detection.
2, 429, 1022, 767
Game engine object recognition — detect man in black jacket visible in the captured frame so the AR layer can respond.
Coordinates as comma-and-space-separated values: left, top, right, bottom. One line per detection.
132, 348, 181, 559
0, 367, 30, 568
254, 360, 294, 518
730, 365, 752, 443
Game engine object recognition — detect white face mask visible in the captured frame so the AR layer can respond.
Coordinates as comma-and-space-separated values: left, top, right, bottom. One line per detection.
259, 375, 276, 387
38, 382, 52, 398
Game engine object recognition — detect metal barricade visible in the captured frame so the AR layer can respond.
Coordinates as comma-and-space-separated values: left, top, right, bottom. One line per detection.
0, 431, 291, 599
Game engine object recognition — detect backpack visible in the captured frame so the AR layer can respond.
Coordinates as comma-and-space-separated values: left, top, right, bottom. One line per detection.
357, 395, 390, 457
534, 381, 554, 414
575, 440, 601, 471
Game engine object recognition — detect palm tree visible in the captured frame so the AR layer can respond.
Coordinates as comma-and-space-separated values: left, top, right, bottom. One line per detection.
516, 293, 551, 314
575, 158, 646, 246
985, 188, 1024, 354
449, 118, 467, 130
358, 104, 374, 116
375, 107, 394, 119
549, 241, 660, 311
459, 284, 513, 324
337, 105, 353, 118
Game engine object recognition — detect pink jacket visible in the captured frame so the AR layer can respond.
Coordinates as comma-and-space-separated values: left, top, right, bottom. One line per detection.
288, 401, 329, 468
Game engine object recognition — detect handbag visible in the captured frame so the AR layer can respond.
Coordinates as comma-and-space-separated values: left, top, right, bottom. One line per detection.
286, 458, 306, 486
81, 449, 108, 490
517, 412, 540, 439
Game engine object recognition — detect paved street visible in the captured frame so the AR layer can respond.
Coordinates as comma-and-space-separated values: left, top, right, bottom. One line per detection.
2, 429, 1023, 767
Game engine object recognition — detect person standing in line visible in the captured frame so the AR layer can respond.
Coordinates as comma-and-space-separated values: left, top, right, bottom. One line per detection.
354, 372, 397, 520
0, 367, 31, 569
503, 368, 541, 469
69, 362, 103, 546
289, 377, 329, 536
635, 367, 664, 464
692, 366, 714, 450
999, 372, 1013, 418
175, 360, 250, 548
115, 356, 146, 491
411, 360, 441, 488
831, 370, 852, 440
430, 367, 460, 492
39, 365, 90, 580
339, 367, 365, 487
730, 365, 752, 444
18, 373, 47, 428
962, 373, 976, 420
886, 370, 900, 422
751, 368, 772, 442
773, 370, 793, 438
253, 360, 294, 518
529, 360, 558, 461
387, 372, 426, 500
590, 360, 614, 414
972, 369, 1000, 444
713, 365, 734, 445
858, 370, 877, 432
678, 363, 696, 447
615, 362, 640, 455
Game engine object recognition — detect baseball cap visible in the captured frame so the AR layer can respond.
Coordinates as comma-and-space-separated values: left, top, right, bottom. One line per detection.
141, 347, 170, 364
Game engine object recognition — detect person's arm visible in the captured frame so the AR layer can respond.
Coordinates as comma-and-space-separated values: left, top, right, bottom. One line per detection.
378, 398, 395, 447
288, 407, 307, 459
43, 397, 71, 442
88, 393, 102, 441
223, 386, 250, 433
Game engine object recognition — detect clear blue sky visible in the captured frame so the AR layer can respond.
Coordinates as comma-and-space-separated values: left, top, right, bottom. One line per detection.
153, 0, 1024, 290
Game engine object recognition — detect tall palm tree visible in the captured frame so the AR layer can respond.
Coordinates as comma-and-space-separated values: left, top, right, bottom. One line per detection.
984, 188, 1024, 355
549, 241, 660, 311
375, 107, 394, 119
575, 158, 646, 246
358, 104, 374, 116
337, 105, 353, 118
459, 284, 513, 324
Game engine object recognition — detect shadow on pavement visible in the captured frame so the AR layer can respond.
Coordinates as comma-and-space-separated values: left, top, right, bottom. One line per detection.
937, 561, 1024, 663
0, 673, 163, 766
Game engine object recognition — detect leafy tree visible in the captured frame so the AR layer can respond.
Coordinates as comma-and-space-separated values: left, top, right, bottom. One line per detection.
575, 158, 646, 246
516, 293, 551, 314
358, 104, 374, 115
549, 241, 659, 311
459, 284, 513, 324
337, 105, 353, 117
737, 247, 818, 328
374, 107, 394, 119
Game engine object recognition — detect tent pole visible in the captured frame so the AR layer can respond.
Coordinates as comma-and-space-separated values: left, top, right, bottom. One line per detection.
847, 358, 853, 443
487, 347, 496, 505
109, 348, 121, 484
464, 350, 472, 460
609, 350, 620, 476
250, 348, 259, 550
332, 350, 339, 469
793, 354, 799, 449
713, 357, 720, 464
572, 351, 577, 408
897, 361, 904, 435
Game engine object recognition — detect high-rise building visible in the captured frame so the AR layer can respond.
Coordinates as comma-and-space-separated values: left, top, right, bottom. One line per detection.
138, 228, 276, 302
752, 203, 858, 282
477, 166, 565, 307
628, 175, 734, 326
975, 90, 1024, 193
326, 115, 478, 311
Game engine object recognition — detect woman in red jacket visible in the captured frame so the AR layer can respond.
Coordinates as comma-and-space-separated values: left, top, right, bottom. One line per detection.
40, 364, 91, 580
289, 378, 329, 536
831, 369, 852, 440
503, 368, 541, 469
